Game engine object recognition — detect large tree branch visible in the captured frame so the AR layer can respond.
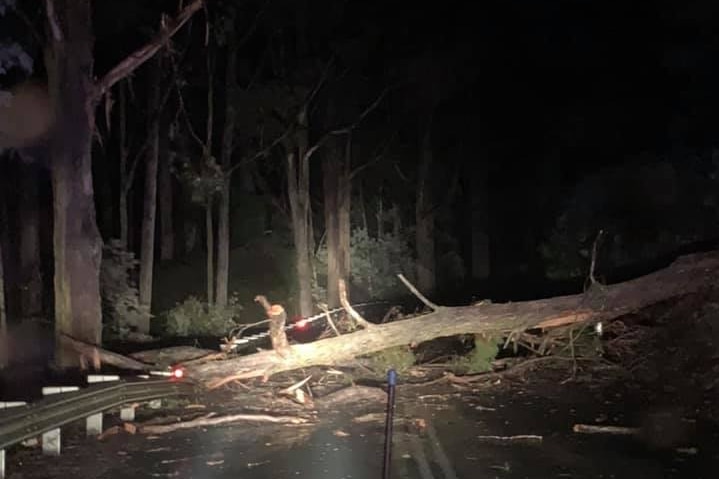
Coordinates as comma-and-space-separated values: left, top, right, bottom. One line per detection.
185, 251, 719, 386
91, 0, 203, 104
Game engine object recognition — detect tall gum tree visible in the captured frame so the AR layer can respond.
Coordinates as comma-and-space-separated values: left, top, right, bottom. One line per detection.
44, 0, 203, 367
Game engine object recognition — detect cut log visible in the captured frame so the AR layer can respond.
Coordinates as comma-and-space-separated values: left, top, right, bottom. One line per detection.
186, 251, 719, 387
60, 334, 151, 371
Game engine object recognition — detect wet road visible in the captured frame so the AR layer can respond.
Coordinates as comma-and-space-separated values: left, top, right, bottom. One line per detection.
6, 381, 717, 478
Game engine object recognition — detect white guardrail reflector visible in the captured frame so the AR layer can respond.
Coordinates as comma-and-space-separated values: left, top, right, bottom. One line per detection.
42, 386, 80, 396
87, 375, 120, 384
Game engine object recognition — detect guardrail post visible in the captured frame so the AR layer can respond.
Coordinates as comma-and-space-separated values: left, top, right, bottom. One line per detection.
0, 401, 27, 479
86, 413, 103, 436
41, 386, 80, 456
120, 406, 135, 422
85, 375, 119, 436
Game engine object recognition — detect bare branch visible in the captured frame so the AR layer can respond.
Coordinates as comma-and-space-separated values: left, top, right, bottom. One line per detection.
302, 58, 335, 117
92, 0, 203, 103
319, 303, 342, 337
338, 280, 375, 329
303, 88, 389, 164
350, 131, 396, 180
236, 0, 272, 49
225, 126, 294, 176
397, 273, 439, 311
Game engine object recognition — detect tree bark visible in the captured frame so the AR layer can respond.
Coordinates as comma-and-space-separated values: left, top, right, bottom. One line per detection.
186, 251, 719, 386
416, 115, 435, 296
206, 200, 214, 305
322, 146, 341, 308
46, 0, 104, 368
338, 133, 352, 298
138, 56, 163, 329
322, 130, 352, 308
44, 0, 202, 367
216, 27, 238, 308
287, 111, 314, 318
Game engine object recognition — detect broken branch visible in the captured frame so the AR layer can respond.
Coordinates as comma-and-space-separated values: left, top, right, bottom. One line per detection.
92, 0, 203, 103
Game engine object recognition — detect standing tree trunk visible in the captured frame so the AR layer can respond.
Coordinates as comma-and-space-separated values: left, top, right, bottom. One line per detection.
205, 200, 214, 305
45, 0, 103, 367
216, 27, 238, 309
323, 134, 352, 308
19, 164, 44, 318
138, 56, 163, 330
322, 145, 341, 308
204, 49, 216, 306
415, 115, 436, 296
286, 112, 313, 317
338, 133, 352, 294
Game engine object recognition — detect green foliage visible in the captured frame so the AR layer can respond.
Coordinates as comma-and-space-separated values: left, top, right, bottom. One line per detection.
100, 240, 150, 339
314, 227, 414, 300
452, 335, 499, 374
366, 346, 416, 374
163, 295, 242, 337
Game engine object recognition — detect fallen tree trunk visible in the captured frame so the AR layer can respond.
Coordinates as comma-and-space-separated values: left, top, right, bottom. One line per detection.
186, 251, 719, 387
60, 334, 151, 371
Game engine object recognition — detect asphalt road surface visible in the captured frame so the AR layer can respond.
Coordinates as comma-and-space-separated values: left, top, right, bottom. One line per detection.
6, 379, 716, 479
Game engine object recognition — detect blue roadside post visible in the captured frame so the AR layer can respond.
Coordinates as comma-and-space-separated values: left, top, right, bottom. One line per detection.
382, 369, 397, 479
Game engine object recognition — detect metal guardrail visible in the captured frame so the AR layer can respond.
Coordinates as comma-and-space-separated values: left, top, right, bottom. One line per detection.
0, 378, 196, 477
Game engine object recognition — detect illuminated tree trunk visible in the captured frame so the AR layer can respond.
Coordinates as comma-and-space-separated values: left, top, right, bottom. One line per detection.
322, 135, 351, 308
45, 0, 103, 367
338, 135, 352, 297
216, 27, 238, 309
43, 0, 202, 367
205, 200, 214, 305
287, 115, 313, 318
322, 146, 341, 308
